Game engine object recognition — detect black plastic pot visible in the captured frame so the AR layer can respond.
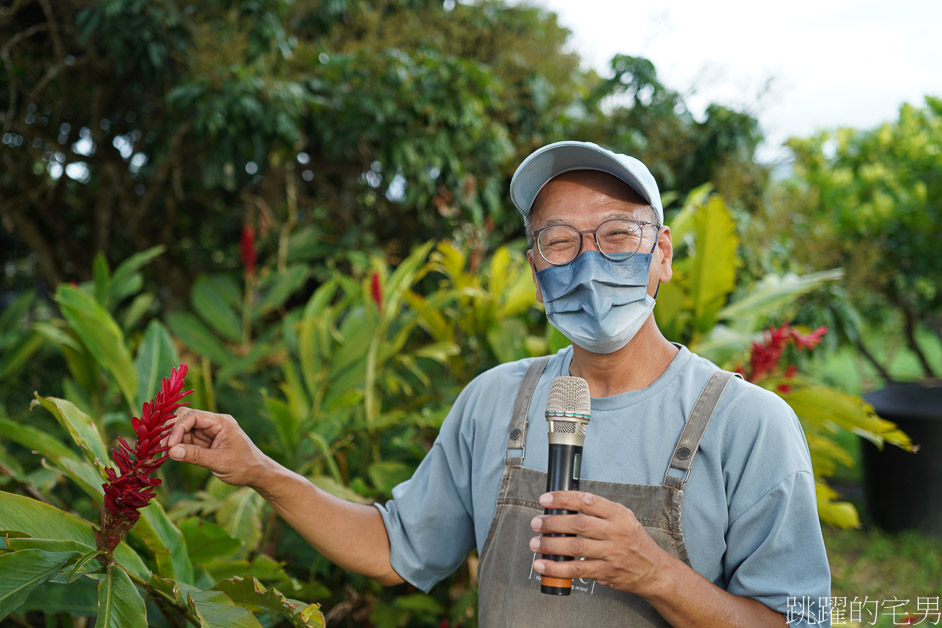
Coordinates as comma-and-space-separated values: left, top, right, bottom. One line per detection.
862, 382, 942, 538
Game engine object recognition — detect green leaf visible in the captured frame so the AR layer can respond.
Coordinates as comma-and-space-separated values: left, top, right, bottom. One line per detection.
121, 292, 156, 332
254, 265, 310, 319
0, 332, 45, 383
264, 397, 299, 456
0, 549, 82, 618
55, 285, 138, 410
192, 275, 243, 342
96, 564, 147, 628
178, 517, 241, 564
716, 270, 843, 331
167, 311, 233, 365
31, 394, 109, 476
17, 577, 100, 615
213, 576, 325, 627
0, 491, 149, 580
109, 245, 164, 306
687, 196, 739, 335
367, 461, 413, 495
93, 252, 111, 308
186, 588, 263, 628
134, 320, 181, 406
0, 417, 79, 463
0, 289, 35, 339
216, 488, 264, 556
135, 500, 194, 583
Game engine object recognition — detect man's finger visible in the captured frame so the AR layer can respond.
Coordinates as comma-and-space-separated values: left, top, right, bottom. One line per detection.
166, 410, 224, 447
532, 512, 604, 538
539, 491, 624, 519
529, 534, 605, 560
533, 556, 606, 581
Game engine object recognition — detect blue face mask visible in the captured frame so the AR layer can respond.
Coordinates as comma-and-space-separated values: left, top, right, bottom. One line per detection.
536, 251, 656, 354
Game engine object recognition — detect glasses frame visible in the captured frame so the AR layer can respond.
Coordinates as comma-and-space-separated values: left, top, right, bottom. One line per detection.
530, 218, 661, 267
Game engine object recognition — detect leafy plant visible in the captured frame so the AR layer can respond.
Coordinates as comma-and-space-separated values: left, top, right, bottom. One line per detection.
655, 189, 912, 527
1, 364, 324, 626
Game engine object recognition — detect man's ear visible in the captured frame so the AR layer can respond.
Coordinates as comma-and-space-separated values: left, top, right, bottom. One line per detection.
656, 226, 673, 284
528, 249, 544, 304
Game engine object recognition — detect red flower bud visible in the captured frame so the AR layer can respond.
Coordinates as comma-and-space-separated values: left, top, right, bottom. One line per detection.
241, 225, 257, 276
370, 271, 382, 309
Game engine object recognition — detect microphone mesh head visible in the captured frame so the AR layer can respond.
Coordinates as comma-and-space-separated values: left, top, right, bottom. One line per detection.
546, 376, 591, 435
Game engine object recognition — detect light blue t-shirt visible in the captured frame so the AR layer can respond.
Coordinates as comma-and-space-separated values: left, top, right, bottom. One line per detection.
377, 345, 831, 625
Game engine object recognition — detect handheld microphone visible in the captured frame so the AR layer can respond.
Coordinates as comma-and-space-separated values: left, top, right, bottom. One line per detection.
540, 376, 591, 596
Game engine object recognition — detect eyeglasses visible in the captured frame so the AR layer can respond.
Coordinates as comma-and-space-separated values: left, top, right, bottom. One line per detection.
531, 218, 660, 266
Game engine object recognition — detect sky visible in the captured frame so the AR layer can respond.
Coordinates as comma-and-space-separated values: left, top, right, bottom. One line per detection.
525, 0, 942, 163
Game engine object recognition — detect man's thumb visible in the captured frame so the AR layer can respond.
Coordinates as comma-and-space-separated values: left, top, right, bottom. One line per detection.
169, 444, 215, 468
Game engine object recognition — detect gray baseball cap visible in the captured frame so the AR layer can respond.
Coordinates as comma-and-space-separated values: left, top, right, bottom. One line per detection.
509, 141, 663, 225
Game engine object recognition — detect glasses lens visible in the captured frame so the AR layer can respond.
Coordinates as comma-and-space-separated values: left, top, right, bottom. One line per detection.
537, 225, 581, 265
597, 219, 644, 259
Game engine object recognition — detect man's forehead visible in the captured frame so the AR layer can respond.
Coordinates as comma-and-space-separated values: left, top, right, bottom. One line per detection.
532, 170, 648, 209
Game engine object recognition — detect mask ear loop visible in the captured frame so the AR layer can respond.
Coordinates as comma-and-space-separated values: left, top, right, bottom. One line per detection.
648, 224, 662, 301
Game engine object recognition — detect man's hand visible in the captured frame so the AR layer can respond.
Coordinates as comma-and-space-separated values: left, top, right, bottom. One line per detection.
164, 408, 272, 487
528, 490, 669, 595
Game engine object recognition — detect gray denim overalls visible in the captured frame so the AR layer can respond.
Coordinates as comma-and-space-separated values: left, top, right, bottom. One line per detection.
477, 356, 737, 626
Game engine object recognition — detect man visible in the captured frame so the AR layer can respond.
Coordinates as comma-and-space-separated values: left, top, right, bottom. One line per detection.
167, 141, 831, 626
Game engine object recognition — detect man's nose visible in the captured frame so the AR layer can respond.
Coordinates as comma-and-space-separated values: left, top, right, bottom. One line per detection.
579, 230, 601, 254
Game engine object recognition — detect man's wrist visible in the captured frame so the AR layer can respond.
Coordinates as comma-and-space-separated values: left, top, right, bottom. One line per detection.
249, 456, 295, 502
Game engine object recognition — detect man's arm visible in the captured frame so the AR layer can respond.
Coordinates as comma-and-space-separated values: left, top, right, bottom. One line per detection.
529, 491, 786, 628
165, 408, 405, 586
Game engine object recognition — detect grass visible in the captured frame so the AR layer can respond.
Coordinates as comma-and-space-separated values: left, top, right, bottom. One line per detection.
823, 525, 942, 627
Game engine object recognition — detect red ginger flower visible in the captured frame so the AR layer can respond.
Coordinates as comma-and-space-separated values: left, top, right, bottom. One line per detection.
737, 323, 828, 385
370, 271, 383, 309
95, 363, 193, 559
241, 225, 257, 276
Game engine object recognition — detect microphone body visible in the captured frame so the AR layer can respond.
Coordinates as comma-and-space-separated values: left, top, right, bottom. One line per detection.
540, 376, 591, 596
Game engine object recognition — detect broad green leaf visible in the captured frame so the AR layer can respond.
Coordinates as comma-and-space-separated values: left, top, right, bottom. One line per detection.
167, 311, 233, 365
213, 576, 325, 627
121, 292, 156, 332
55, 285, 138, 409
383, 241, 434, 318
0, 419, 103, 504
716, 269, 843, 331
31, 394, 109, 476
16, 577, 99, 615
96, 564, 146, 628
192, 275, 243, 342
178, 517, 241, 564
6, 538, 93, 553
134, 320, 180, 406
135, 500, 194, 584
254, 265, 310, 319
486, 318, 527, 364
93, 252, 111, 308
186, 588, 263, 628
687, 196, 739, 335
0, 332, 44, 383
0, 417, 78, 463
264, 397, 299, 455
367, 461, 413, 495
815, 481, 861, 529
0, 289, 35, 338
216, 342, 284, 386
216, 488, 264, 556
0, 549, 82, 618
109, 245, 164, 306
0, 491, 149, 580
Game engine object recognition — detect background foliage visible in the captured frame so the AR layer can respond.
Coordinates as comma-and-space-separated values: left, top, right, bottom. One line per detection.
1, 0, 939, 626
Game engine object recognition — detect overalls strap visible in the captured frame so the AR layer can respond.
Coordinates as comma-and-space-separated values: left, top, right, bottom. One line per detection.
663, 370, 739, 490
504, 356, 550, 466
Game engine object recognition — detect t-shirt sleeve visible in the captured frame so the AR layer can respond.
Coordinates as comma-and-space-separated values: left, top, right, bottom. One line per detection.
374, 382, 480, 592
719, 383, 831, 627
724, 470, 831, 626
